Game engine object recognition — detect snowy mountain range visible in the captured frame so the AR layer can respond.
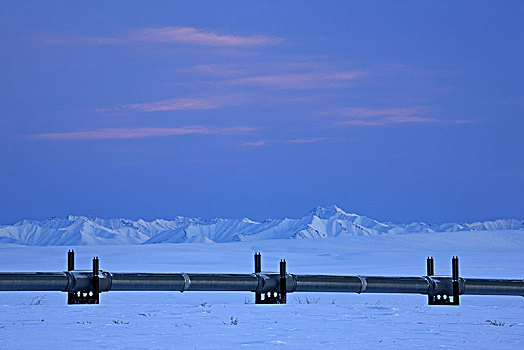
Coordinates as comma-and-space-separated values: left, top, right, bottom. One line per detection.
0, 205, 522, 246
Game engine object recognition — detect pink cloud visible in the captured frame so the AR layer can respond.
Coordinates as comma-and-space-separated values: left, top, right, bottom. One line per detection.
47, 27, 282, 47
242, 137, 329, 147
335, 107, 433, 119
326, 106, 446, 126
132, 27, 282, 46
29, 126, 255, 141
124, 98, 220, 112
339, 117, 439, 126
180, 64, 248, 76
225, 72, 359, 89
98, 95, 249, 114
446, 119, 476, 124
241, 140, 268, 147
287, 137, 327, 144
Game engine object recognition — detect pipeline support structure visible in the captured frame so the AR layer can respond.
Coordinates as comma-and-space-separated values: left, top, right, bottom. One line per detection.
0, 251, 523, 306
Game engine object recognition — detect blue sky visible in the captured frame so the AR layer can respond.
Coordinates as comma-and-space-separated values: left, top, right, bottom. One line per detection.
1, 1, 523, 224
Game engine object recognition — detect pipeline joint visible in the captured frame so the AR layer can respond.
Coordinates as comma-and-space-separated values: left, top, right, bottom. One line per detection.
424, 276, 436, 295
357, 276, 367, 294
180, 273, 191, 293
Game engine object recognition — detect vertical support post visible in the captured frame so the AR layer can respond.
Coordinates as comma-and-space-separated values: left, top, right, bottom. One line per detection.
427, 256, 434, 305
92, 257, 100, 304
452, 256, 460, 305
68, 250, 75, 271
426, 256, 434, 276
254, 252, 262, 304
279, 259, 287, 304
67, 250, 75, 304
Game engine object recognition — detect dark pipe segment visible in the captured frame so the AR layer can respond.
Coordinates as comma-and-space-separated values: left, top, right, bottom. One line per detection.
294, 275, 362, 293
363, 277, 430, 294
1, 272, 524, 296
186, 274, 259, 292
0, 272, 69, 291
110, 273, 260, 292
110, 273, 185, 291
463, 278, 524, 295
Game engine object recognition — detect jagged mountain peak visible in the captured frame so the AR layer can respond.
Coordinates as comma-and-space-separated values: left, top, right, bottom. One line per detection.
0, 206, 522, 246
308, 205, 350, 219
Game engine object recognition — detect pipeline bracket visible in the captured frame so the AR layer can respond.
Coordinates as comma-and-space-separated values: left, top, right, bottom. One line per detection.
68, 289, 99, 304
66, 251, 100, 304
259, 290, 283, 304
253, 253, 287, 304
426, 256, 460, 306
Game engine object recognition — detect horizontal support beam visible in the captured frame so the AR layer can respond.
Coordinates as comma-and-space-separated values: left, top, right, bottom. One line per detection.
1, 272, 523, 297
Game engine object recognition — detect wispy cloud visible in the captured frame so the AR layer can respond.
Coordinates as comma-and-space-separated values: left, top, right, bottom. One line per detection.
242, 137, 328, 147
178, 64, 248, 76
242, 140, 269, 147
29, 126, 255, 141
98, 96, 246, 113
46, 26, 282, 47
335, 107, 432, 119
98, 92, 318, 114
287, 137, 328, 144
134, 27, 282, 46
179, 60, 339, 77
123, 97, 220, 113
323, 106, 443, 126
225, 72, 359, 89
338, 116, 439, 126
325, 107, 475, 126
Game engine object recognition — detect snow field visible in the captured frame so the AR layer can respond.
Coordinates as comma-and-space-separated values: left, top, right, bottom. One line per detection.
1, 230, 523, 348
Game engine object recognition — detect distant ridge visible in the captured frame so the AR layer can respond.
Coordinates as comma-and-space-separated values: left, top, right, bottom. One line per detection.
0, 205, 522, 246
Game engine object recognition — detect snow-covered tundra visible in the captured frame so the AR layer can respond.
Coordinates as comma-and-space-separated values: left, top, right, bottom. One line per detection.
0, 207, 523, 348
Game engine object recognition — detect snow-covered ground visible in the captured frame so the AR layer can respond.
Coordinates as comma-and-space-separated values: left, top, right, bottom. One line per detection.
1, 230, 523, 349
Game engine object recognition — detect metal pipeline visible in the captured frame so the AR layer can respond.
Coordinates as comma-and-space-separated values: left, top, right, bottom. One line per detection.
463, 278, 524, 295
0, 272, 69, 291
110, 273, 260, 292
1, 272, 523, 297
293, 275, 361, 293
